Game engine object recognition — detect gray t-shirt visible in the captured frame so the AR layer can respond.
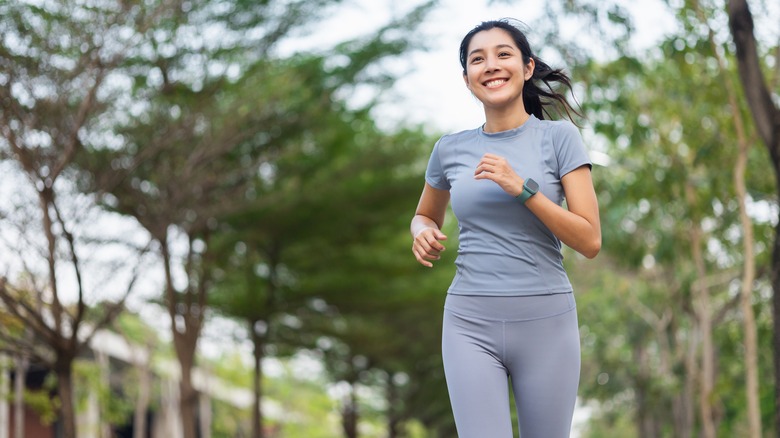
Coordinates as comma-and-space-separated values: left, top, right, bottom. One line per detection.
425, 115, 591, 296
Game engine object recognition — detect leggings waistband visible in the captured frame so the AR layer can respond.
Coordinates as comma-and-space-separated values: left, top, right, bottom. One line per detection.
444, 292, 575, 322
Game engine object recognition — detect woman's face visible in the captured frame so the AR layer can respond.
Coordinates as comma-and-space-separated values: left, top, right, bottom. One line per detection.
462, 28, 534, 109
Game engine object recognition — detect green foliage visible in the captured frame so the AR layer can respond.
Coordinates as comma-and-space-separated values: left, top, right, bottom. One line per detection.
210, 398, 253, 438
114, 312, 160, 346
579, 404, 637, 438
209, 352, 253, 389
23, 372, 59, 426
73, 360, 135, 426
566, 1, 778, 433
23, 388, 59, 426
264, 358, 343, 437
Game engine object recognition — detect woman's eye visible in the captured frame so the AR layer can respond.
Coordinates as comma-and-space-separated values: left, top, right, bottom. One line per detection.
499, 52, 511, 57
470, 56, 483, 63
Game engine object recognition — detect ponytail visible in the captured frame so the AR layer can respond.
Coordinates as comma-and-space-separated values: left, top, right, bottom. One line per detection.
523, 56, 581, 123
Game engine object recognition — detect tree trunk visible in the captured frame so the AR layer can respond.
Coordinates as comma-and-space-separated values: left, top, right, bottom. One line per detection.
672, 387, 693, 438
179, 359, 198, 438
687, 183, 717, 438
727, 0, 780, 432
341, 382, 358, 438
679, 326, 697, 438
386, 374, 403, 438
162, 238, 203, 438
173, 320, 200, 438
251, 319, 265, 438
55, 360, 77, 438
774, 220, 780, 437
133, 352, 151, 438
13, 355, 26, 438
694, 1, 763, 431
96, 351, 112, 438
634, 345, 659, 438
730, 59, 762, 438
735, 137, 762, 437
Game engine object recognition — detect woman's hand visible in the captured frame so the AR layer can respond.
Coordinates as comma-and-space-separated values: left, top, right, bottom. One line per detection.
412, 227, 448, 268
474, 153, 523, 197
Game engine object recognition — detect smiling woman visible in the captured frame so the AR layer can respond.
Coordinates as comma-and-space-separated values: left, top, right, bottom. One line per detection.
409, 18, 601, 438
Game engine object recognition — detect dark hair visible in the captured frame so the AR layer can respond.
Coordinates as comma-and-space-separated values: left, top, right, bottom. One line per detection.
459, 18, 581, 123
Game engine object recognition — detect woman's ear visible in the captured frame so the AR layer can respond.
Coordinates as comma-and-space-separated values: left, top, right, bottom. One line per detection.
525, 57, 536, 80
463, 73, 470, 89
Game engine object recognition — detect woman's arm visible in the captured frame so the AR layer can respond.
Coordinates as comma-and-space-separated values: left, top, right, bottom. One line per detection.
525, 166, 601, 258
474, 153, 601, 259
411, 183, 451, 267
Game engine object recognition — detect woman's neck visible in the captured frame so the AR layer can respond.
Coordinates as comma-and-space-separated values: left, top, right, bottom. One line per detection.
482, 103, 531, 133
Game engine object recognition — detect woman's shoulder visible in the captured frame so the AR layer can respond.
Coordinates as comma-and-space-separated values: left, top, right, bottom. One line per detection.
535, 117, 579, 132
534, 118, 583, 144
439, 127, 480, 142
434, 127, 480, 150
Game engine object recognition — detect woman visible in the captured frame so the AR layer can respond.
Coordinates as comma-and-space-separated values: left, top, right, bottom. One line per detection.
410, 18, 601, 438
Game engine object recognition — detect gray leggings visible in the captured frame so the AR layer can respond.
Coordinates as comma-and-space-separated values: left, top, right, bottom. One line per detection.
442, 293, 580, 438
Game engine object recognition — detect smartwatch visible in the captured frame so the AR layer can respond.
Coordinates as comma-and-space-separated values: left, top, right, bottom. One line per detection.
516, 178, 539, 204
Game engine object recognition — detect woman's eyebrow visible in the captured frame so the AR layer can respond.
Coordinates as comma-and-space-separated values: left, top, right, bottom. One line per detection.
468, 44, 515, 58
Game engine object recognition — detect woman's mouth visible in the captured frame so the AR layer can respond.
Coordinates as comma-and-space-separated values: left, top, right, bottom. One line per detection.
484, 79, 508, 88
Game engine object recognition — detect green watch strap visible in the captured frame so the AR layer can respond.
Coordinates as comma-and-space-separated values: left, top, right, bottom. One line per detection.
516, 178, 539, 204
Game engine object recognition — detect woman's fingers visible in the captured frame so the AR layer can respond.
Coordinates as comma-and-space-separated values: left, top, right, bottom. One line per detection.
412, 228, 447, 267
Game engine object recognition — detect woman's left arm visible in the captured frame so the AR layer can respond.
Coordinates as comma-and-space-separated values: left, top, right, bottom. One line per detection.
474, 154, 601, 258
525, 165, 601, 258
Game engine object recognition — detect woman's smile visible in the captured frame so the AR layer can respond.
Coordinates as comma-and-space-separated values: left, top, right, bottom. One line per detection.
484, 78, 508, 88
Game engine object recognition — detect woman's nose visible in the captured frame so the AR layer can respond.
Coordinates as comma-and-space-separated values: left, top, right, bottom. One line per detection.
484, 55, 500, 71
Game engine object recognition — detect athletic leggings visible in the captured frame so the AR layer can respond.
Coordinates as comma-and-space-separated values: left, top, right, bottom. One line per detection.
442, 292, 580, 438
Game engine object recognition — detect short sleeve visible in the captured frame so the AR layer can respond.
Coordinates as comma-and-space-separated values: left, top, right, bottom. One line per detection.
554, 122, 592, 178
424, 138, 451, 190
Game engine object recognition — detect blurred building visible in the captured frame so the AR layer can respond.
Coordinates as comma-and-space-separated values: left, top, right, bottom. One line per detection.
0, 328, 273, 438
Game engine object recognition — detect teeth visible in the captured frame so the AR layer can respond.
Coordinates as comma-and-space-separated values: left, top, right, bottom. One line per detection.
485, 79, 506, 88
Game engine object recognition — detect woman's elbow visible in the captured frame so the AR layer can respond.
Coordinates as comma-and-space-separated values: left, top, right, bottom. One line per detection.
580, 236, 601, 259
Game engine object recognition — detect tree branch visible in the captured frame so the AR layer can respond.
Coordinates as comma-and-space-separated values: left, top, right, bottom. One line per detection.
51, 199, 86, 340
0, 279, 59, 348
727, 0, 780, 155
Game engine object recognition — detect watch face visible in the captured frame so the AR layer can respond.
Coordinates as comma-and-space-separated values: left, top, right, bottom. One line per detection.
526, 178, 539, 192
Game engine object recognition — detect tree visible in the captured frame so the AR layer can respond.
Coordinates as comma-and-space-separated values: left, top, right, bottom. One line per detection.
207, 88, 449, 436
565, 12, 777, 432
77, 2, 436, 436
85, 62, 295, 438
0, 2, 170, 436
727, 0, 780, 433
690, 0, 762, 434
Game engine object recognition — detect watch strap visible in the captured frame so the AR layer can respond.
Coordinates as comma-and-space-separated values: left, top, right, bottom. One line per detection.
516, 179, 538, 204
516, 189, 534, 204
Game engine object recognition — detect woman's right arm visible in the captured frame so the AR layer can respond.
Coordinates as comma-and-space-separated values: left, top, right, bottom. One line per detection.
411, 182, 450, 267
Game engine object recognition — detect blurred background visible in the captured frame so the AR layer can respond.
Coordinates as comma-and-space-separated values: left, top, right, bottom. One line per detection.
0, 0, 779, 437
